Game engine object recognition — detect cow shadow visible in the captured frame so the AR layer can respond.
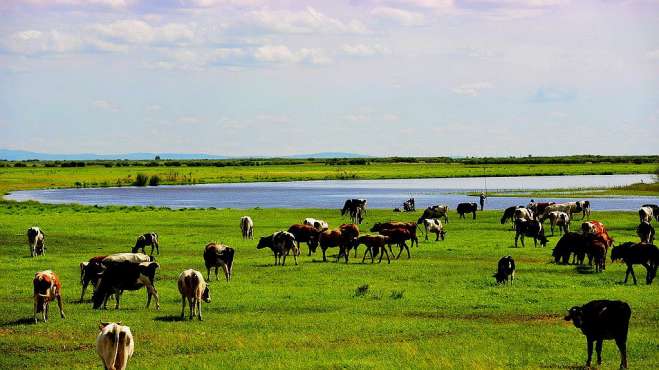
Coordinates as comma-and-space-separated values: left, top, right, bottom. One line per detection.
1, 317, 35, 326
153, 315, 185, 322
575, 265, 595, 274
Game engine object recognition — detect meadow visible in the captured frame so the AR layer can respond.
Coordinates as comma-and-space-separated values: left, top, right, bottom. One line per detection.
0, 161, 656, 194
0, 202, 657, 369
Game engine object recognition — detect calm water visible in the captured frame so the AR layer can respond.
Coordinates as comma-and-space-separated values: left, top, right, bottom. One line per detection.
5, 174, 657, 211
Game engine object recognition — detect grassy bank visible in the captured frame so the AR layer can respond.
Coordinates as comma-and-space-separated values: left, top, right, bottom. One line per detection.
0, 203, 657, 369
474, 182, 659, 198
1, 162, 656, 194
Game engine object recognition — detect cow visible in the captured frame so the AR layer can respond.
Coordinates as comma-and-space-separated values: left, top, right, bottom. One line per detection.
79, 255, 107, 302
636, 221, 655, 244
33, 270, 65, 323
318, 228, 347, 263
177, 269, 211, 321
303, 218, 329, 232
500, 206, 523, 228
582, 221, 614, 249
641, 204, 659, 221
203, 243, 234, 282
588, 238, 608, 272
418, 205, 449, 224
456, 202, 478, 219
341, 198, 367, 224
257, 231, 298, 266
610, 242, 659, 285
564, 300, 631, 369
494, 256, 515, 284
547, 211, 570, 236
240, 216, 254, 239
379, 228, 413, 259
403, 198, 415, 212
96, 322, 134, 370
92, 261, 160, 310
527, 201, 555, 218
552, 232, 588, 265
132, 232, 159, 256
514, 219, 548, 247
370, 222, 418, 247
576, 200, 591, 219
27, 226, 45, 257
356, 235, 391, 264
288, 224, 320, 256
542, 202, 580, 220
339, 223, 360, 257
103, 253, 152, 265
638, 206, 653, 224
422, 218, 446, 241
514, 207, 534, 223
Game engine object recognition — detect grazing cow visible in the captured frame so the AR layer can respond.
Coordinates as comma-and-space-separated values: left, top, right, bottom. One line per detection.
418, 205, 449, 224
638, 206, 653, 224
588, 238, 608, 272
403, 198, 415, 212
257, 231, 298, 266
564, 300, 631, 369
457, 202, 478, 219
92, 261, 160, 310
27, 226, 45, 257
240, 216, 254, 239
552, 232, 588, 265
303, 218, 329, 231
527, 201, 555, 218
547, 211, 570, 236
178, 269, 211, 321
422, 218, 446, 241
514, 207, 534, 222
636, 221, 655, 244
582, 221, 614, 248
356, 235, 391, 264
494, 256, 515, 284
33, 270, 65, 323
371, 222, 418, 247
96, 322, 134, 370
203, 243, 234, 282
641, 204, 659, 221
288, 224, 321, 256
514, 219, 548, 247
500, 206, 523, 227
341, 198, 367, 224
610, 242, 659, 285
132, 232, 159, 256
576, 200, 591, 219
80, 255, 107, 302
379, 228, 413, 259
339, 223, 360, 257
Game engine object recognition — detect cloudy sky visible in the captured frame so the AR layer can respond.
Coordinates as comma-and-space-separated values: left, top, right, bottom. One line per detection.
1, 0, 658, 157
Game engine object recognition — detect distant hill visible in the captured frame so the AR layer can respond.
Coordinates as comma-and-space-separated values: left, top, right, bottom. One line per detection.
0, 149, 368, 161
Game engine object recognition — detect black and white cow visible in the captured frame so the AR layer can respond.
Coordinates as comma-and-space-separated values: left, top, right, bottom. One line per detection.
341, 199, 367, 224
132, 232, 159, 256
203, 243, 235, 282
418, 205, 449, 224
514, 219, 548, 247
92, 261, 160, 310
494, 256, 515, 284
636, 221, 655, 244
27, 227, 45, 257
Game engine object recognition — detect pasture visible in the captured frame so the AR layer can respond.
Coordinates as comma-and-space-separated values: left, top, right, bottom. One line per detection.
0, 202, 657, 369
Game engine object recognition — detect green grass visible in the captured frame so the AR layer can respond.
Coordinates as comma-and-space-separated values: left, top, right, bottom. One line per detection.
1, 162, 656, 194
470, 182, 659, 198
0, 203, 657, 369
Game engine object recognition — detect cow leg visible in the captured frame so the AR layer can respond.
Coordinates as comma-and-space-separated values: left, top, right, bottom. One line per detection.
115, 291, 122, 309
388, 243, 395, 257
188, 297, 194, 319
382, 247, 390, 264
515, 233, 519, 248
628, 265, 637, 285
44, 302, 48, 322
322, 248, 327, 262
472, 211, 476, 220
180, 296, 186, 319
435, 232, 439, 241
405, 243, 411, 259
425, 228, 429, 241
56, 294, 65, 319
293, 250, 298, 265
207, 267, 211, 282
197, 299, 203, 321
615, 336, 628, 369
80, 280, 89, 302
33, 298, 38, 323
586, 338, 594, 368
361, 247, 370, 263
595, 339, 603, 365
222, 264, 230, 282
551, 224, 554, 236
214, 267, 220, 281
396, 244, 403, 259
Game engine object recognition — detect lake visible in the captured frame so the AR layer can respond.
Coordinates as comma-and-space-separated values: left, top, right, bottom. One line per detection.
5, 174, 657, 210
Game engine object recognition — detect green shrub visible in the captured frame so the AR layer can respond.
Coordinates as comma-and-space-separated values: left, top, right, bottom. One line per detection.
133, 173, 149, 186
148, 175, 161, 186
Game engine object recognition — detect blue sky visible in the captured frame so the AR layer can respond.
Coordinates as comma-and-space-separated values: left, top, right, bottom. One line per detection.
1, 0, 658, 157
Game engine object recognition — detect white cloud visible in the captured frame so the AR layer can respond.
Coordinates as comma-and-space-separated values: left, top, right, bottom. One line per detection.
452, 82, 494, 96
19, 0, 134, 9
371, 7, 426, 26
91, 20, 195, 45
253, 45, 331, 65
341, 44, 391, 57
246, 7, 368, 34
93, 100, 119, 111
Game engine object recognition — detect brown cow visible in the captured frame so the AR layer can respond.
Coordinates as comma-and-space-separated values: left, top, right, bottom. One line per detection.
339, 223, 360, 257
378, 228, 412, 259
371, 222, 419, 247
203, 243, 234, 281
356, 235, 391, 264
288, 224, 320, 256
33, 270, 65, 323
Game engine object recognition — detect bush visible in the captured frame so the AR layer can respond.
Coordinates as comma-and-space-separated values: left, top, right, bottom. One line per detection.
13, 162, 27, 167
354, 284, 369, 297
133, 173, 149, 186
148, 175, 161, 186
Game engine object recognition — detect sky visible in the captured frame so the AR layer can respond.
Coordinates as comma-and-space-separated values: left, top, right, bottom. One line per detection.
1, 0, 658, 157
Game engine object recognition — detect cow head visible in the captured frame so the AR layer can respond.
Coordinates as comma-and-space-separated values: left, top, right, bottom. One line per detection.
564, 306, 583, 327
370, 223, 382, 232
202, 286, 211, 303
439, 230, 447, 240
256, 236, 270, 249
80, 262, 89, 284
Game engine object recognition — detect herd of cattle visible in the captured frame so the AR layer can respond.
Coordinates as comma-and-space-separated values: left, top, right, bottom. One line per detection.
23, 199, 659, 369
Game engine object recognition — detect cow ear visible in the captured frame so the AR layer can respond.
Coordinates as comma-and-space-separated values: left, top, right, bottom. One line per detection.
99, 321, 110, 329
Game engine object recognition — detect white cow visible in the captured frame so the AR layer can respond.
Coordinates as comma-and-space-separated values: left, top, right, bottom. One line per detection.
514, 208, 534, 222
303, 218, 329, 231
178, 269, 211, 321
542, 203, 579, 221
240, 216, 254, 239
96, 322, 134, 370
547, 211, 570, 235
102, 253, 151, 265
422, 218, 446, 241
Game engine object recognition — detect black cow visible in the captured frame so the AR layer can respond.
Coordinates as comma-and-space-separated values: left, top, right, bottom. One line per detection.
514, 219, 548, 247
203, 243, 234, 282
564, 300, 631, 369
79, 256, 107, 302
341, 199, 367, 224
92, 261, 160, 310
500, 206, 523, 228
610, 242, 659, 285
494, 256, 515, 284
457, 202, 478, 220
417, 205, 449, 224
257, 231, 298, 266
552, 232, 588, 265
132, 232, 159, 256
636, 221, 655, 244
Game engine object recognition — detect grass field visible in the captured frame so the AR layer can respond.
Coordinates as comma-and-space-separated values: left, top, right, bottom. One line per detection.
0, 202, 657, 369
1, 162, 656, 194
470, 182, 659, 198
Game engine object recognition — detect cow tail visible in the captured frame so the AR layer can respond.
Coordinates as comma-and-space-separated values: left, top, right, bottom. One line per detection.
109, 324, 121, 370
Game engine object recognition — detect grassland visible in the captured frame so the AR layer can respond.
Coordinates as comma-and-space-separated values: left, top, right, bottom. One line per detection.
1, 162, 656, 194
470, 182, 659, 198
0, 202, 657, 369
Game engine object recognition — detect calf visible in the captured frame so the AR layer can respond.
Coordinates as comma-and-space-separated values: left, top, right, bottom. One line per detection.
610, 242, 658, 285
418, 204, 449, 224
92, 261, 160, 310
177, 269, 211, 321
457, 202, 478, 219
494, 256, 515, 284
379, 228, 412, 259
588, 238, 608, 272
636, 221, 655, 244
564, 300, 631, 369
303, 217, 329, 231
422, 218, 446, 241
339, 223, 360, 257
240, 216, 254, 239
27, 226, 45, 257
132, 232, 159, 256
288, 224, 320, 256
33, 270, 65, 323
371, 222, 418, 247
356, 235, 391, 264
514, 219, 548, 247
203, 243, 234, 281
96, 322, 134, 370
257, 231, 298, 266
547, 211, 570, 236
79, 255, 107, 302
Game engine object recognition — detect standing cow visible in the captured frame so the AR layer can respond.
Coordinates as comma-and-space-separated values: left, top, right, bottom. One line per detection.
636, 221, 655, 244
494, 256, 515, 284
457, 202, 478, 220
33, 270, 65, 323
514, 219, 548, 247
27, 227, 45, 257
132, 232, 159, 256
240, 216, 254, 240
96, 322, 134, 370
257, 231, 298, 266
341, 199, 367, 224
203, 243, 234, 282
178, 269, 211, 321
92, 261, 160, 310
288, 224, 320, 256
576, 200, 591, 219
79, 255, 107, 302
418, 205, 449, 224
547, 211, 570, 236
422, 218, 446, 241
